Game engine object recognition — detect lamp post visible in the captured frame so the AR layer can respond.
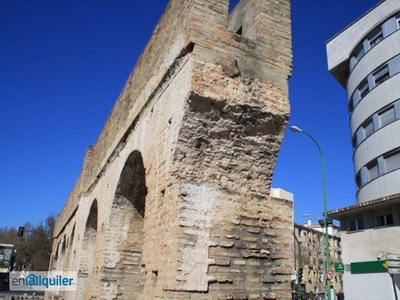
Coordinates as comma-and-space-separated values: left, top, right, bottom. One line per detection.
291, 125, 332, 300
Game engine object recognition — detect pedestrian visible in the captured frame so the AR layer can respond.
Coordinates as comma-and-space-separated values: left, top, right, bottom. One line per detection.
336, 289, 344, 300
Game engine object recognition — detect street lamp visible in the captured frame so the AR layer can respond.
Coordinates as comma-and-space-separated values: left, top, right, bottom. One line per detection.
291, 125, 332, 300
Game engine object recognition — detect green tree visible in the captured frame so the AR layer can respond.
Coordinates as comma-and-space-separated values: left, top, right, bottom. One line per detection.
0, 214, 55, 271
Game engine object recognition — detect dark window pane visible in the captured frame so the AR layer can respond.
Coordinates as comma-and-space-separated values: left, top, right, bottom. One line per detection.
376, 216, 385, 227
349, 219, 363, 231
374, 65, 389, 86
355, 46, 364, 60
387, 214, 394, 225
375, 214, 393, 227
353, 135, 358, 148
358, 219, 364, 230
368, 28, 383, 48
363, 119, 374, 138
385, 150, 400, 173
379, 106, 395, 127
349, 220, 357, 231
356, 173, 362, 188
368, 162, 379, 181
359, 80, 369, 98
349, 97, 354, 112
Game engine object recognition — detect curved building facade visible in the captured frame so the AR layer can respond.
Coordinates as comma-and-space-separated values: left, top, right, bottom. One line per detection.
327, 1, 400, 204
327, 2, 400, 299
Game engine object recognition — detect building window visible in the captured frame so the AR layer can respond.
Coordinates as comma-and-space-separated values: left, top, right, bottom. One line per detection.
397, 15, 400, 29
353, 101, 399, 151
354, 45, 364, 62
356, 173, 362, 189
367, 161, 379, 181
379, 105, 395, 127
373, 65, 390, 86
358, 79, 369, 99
350, 45, 365, 70
349, 218, 364, 231
384, 149, 400, 173
349, 97, 354, 113
367, 28, 383, 49
363, 119, 374, 138
375, 214, 393, 227
352, 134, 358, 149
358, 148, 400, 188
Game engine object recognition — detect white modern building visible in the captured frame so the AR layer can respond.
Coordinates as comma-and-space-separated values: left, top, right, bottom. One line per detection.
326, 0, 400, 299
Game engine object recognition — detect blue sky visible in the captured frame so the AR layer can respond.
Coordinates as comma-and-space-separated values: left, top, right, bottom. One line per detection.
0, 0, 381, 229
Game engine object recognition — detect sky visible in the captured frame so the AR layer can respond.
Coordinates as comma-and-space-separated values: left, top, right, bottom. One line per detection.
0, 0, 382, 229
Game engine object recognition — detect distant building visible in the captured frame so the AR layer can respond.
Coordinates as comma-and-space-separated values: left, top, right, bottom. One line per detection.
0, 244, 14, 291
303, 218, 341, 237
0, 243, 14, 273
271, 187, 294, 202
326, 0, 400, 299
293, 223, 342, 296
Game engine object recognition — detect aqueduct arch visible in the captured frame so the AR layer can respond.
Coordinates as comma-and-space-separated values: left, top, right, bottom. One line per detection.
49, 0, 294, 299
66, 224, 76, 271
100, 151, 147, 299
77, 200, 98, 299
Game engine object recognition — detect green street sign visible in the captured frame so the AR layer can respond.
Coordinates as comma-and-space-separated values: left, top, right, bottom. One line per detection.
335, 262, 345, 273
351, 261, 387, 274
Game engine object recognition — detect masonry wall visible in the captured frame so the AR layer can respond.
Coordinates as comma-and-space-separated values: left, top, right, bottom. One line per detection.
48, 0, 293, 299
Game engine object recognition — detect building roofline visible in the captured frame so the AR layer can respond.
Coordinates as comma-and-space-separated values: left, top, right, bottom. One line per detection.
328, 192, 400, 218
294, 223, 340, 238
325, 0, 386, 45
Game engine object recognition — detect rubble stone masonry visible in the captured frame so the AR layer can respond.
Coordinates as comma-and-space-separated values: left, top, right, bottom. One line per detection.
48, 0, 293, 299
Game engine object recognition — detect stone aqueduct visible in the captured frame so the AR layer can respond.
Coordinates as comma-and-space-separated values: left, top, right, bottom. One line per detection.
48, 0, 293, 299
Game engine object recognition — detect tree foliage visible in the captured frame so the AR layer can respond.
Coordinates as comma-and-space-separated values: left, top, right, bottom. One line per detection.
0, 214, 55, 271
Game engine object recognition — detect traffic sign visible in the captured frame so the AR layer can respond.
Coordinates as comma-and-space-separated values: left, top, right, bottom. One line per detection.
335, 262, 345, 273
386, 253, 400, 274
387, 261, 400, 267
326, 270, 334, 280
387, 253, 400, 261
388, 268, 400, 274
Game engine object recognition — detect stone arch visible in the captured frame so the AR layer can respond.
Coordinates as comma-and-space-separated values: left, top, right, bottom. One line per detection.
116, 150, 147, 217
61, 235, 66, 252
58, 235, 67, 271
51, 243, 60, 270
77, 199, 98, 299
55, 242, 60, 261
66, 224, 76, 271
101, 150, 148, 299
70, 223, 76, 246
